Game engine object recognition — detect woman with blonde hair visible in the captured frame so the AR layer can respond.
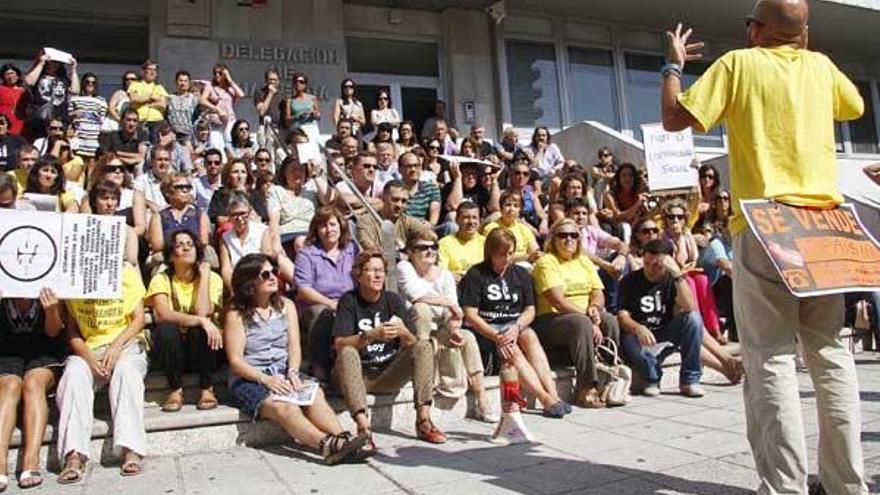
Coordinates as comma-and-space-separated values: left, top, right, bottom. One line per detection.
532, 218, 620, 408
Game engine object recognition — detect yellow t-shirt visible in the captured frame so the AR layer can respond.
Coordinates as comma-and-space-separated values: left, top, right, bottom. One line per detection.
438, 233, 485, 277
146, 271, 224, 315
128, 81, 169, 122
66, 264, 146, 349
482, 219, 536, 258
533, 253, 603, 316
678, 46, 864, 234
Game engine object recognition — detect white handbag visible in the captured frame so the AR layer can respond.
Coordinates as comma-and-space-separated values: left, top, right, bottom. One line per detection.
595, 338, 632, 407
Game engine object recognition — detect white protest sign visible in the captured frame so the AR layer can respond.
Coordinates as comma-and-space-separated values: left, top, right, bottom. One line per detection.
43, 47, 74, 65
296, 142, 321, 164
641, 123, 698, 191
0, 210, 125, 299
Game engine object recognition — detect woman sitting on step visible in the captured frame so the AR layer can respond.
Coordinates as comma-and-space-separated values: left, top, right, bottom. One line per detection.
56, 261, 148, 483
225, 254, 368, 465
147, 229, 225, 413
0, 288, 67, 490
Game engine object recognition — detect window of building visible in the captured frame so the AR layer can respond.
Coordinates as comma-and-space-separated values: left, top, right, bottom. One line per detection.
567, 47, 619, 129
850, 81, 878, 154
505, 40, 562, 129
346, 37, 439, 77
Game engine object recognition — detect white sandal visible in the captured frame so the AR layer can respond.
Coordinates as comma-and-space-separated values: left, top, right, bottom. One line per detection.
18, 470, 43, 489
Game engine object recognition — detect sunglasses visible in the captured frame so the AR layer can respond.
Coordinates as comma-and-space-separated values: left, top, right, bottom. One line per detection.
173, 184, 193, 191
700, 174, 715, 179
84, 80, 97, 85
124, 77, 138, 82
666, 214, 686, 221
555, 232, 579, 240
512, 171, 530, 177
256, 157, 271, 163
343, 84, 354, 88
49, 126, 64, 131
360, 164, 376, 170
238, 127, 250, 132
106, 165, 127, 173
640, 227, 660, 234
718, 195, 731, 201
378, 96, 389, 100
259, 269, 275, 281
428, 146, 441, 151
230, 211, 249, 219
413, 244, 438, 252
295, 79, 306, 84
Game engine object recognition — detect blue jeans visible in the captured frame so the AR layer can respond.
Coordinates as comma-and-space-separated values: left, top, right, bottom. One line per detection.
621, 311, 703, 386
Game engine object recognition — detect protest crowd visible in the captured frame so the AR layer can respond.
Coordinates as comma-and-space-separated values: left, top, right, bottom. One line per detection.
0, 1, 872, 492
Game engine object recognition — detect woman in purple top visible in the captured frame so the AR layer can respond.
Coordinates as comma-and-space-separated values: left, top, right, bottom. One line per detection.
293, 207, 359, 380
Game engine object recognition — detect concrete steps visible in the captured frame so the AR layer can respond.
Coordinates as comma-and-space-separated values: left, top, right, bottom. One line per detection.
5, 344, 741, 473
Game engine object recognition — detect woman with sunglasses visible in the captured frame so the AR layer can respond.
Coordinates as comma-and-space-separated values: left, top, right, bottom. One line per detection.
219, 192, 270, 293
332, 78, 365, 136
225, 119, 257, 164
662, 199, 726, 345
504, 159, 548, 235
707, 189, 732, 225
67, 72, 106, 165
696, 164, 721, 223
420, 138, 445, 185
200, 63, 244, 151
282, 72, 321, 144
398, 230, 497, 422
147, 172, 210, 256
628, 218, 661, 272
532, 218, 620, 409
396, 120, 417, 154
147, 229, 224, 413
226, 254, 368, 464
371, 90, 400, 138
482, 190, 541, 266
104, 71, 138, 133
23, 155, 78, 212
82, 154, 148, 237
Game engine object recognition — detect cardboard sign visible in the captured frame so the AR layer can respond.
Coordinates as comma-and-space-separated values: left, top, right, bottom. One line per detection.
43, 47, 74, 65
741, 200, 880, 297
641, 123, 698, 192
0, 210, 126, 299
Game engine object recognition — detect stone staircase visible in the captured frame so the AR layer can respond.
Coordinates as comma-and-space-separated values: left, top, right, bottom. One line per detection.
5, 344, 739, 474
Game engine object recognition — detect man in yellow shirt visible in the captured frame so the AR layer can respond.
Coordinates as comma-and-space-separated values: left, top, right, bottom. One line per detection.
127, 60, 168, 140
438, 202, 485, 281
661, 1, 867, 493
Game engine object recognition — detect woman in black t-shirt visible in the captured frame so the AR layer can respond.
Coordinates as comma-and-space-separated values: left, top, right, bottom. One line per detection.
0, 288, 67, 489
459, 228, 571, 418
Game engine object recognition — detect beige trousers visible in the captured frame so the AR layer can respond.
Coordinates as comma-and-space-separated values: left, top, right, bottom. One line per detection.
733, 229, 867, 494
55, 341, 148, 462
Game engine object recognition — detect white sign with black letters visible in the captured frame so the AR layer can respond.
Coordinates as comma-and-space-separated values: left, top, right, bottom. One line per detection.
0, 210, 125, 299
641, 123, 698, 191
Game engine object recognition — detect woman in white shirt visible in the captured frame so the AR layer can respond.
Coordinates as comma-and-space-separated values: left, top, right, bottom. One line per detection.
218, 192, 270, 293
397, 230, 497, 422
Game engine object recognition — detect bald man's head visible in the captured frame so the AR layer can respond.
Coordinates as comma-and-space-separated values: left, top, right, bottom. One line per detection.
749, 0, 809, 47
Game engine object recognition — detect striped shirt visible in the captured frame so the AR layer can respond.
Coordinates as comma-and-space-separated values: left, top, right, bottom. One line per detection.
67, 95, 107, 157
404, 181, 440, 222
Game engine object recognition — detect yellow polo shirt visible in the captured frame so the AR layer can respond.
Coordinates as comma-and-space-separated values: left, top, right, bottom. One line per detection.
678, 46, 864, 233
438, 233, 485, 277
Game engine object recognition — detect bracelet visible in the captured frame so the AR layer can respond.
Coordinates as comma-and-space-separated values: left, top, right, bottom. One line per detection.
661, 62, 683, 78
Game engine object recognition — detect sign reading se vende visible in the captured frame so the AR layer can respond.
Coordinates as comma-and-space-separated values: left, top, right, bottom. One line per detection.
741, 200, 880, 297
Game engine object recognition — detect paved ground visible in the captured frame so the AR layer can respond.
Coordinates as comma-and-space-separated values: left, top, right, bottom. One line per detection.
12, 351, 880, 494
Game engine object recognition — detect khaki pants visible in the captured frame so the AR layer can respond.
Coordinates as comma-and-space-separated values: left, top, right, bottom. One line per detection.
334, 341, 435, 416
410, 302, 484, 398
56, 341, 148, 462
734, 229, 867, 494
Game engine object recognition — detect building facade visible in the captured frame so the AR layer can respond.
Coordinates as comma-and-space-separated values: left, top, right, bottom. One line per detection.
2, 0, 880, 158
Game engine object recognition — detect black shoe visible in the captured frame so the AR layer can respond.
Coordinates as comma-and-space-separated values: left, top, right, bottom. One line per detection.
808, 480, 826, 495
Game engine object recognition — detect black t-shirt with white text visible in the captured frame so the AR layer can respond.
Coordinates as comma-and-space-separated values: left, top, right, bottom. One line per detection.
618, 269, 677, 333
458, 261, 535, 327
331, 289, 412, 369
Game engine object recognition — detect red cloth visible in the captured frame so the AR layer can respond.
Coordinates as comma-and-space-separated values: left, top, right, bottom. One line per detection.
0, 85, 26, 136
500, 380, 526, 412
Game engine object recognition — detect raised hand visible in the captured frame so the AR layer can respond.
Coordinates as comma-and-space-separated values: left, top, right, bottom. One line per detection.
665, 23, 705, 68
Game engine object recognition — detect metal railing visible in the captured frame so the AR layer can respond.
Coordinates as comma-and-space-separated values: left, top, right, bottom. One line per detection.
261, 120, 399, 292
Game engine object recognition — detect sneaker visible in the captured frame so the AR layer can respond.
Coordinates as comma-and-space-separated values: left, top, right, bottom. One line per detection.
642, 383, 661, 397
679, 383, 705, 398
543, 400, 569, 418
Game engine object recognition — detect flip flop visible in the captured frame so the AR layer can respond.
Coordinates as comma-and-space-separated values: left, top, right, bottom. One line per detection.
197, 390, 219, 410
121, 454, 143, 477
18, 470, 42, 489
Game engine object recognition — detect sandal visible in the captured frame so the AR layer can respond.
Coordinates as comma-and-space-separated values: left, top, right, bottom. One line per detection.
18, 470, 42, 489
574, 388, 606, 409
416, 418, 447, 444
0, 474, 7, 492
162, 389, 183, 413
342, 431, 377, 461
120, 452, 143, 477
197, 388, 219, 411
320, 431, 369, 466
57, 453, 85, 485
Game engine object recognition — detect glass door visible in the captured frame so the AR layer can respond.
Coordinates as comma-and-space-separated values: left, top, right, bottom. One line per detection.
350, 74, 442, 141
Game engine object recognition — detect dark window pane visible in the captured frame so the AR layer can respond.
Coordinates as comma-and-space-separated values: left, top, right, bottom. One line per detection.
851, 81, 878, 154
567, 47, 619, 129
346, 37, 438, 77
505, 41, 561, 129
